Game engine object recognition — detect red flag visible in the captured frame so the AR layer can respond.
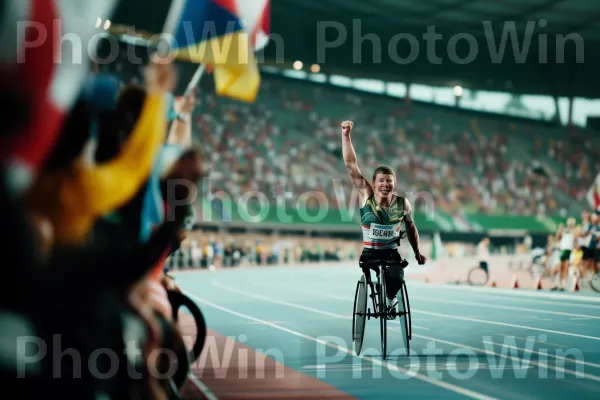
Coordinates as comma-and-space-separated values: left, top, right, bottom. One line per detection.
587, 173, 600, 210
0, 0, 118, 194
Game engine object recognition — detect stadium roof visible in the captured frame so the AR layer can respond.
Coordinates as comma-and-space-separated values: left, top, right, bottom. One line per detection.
111, 0, 600, 98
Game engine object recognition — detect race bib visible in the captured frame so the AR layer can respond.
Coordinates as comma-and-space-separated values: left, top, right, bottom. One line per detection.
367, 223, 399, 240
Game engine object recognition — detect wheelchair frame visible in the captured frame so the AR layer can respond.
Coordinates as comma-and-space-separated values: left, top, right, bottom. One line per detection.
352, 260, 412, 359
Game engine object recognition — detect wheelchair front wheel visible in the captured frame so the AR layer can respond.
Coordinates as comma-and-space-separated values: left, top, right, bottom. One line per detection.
352, 274, 368, 356
467, 266, 489, 286
401, 280, 412, 340
397, 280, 410, 356
378, 272, 387, 360
591, 272, 600, 293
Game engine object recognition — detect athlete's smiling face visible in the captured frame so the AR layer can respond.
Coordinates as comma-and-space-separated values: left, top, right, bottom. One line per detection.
373, 173, 395, 197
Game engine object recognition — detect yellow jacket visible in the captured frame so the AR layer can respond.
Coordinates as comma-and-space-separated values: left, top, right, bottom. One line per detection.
27, 93, 166, 245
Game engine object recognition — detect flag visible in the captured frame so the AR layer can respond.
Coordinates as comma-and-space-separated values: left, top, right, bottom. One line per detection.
171, 0, 270, 103
0, 0, 118, 195
587, 173, 600, 210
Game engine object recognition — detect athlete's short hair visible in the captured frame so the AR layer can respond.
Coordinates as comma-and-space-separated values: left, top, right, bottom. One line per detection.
372, 165, 396, 181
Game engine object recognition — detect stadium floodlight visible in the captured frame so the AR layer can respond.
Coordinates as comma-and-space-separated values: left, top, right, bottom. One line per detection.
103, 19, 111, 30
453, 85, 463, 97
293, 61, 303, 70
96, 17, 102, 28
311, 64, 321, 73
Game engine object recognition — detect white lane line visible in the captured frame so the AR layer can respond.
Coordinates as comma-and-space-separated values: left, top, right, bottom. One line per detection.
184, 292, 499, 400
409, 296, 600, 320
276, 288, 600, 340
408, 289, 600, 310
210, 278, 600, 345
408, 282, 600, 303
187, 286, 600, 385
303, 291, 600, 342
253, 277, 600, 310
404, 331, 600, 383
187, 373, 219, 400
210, 282, 349, 319
209, 280, 435, 329
500, 335, 569, 349
481, 341, 600, 370
412, 310, 600, 342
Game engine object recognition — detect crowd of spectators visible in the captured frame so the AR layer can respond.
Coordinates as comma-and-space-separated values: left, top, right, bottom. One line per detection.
167, 231, 363, 269
101, 48, 595, 221
191, 76, 594, 219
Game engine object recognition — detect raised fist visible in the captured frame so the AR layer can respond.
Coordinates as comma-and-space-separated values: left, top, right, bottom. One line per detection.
341, 120, 354, 136
144, 56, 177, 94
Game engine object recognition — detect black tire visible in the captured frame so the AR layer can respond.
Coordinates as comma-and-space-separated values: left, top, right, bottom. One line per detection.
168, 290, 207, 363
379, 270, 387, 360
529, 260, 549, 279
402, 280, 412, 340
591, 272, 600, 293
352, 275, 367, 356
467, 266, 489, 286
398, 280, 410, 356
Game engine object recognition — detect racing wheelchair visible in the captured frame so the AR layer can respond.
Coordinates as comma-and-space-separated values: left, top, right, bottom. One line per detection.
352, 258, 412, 359
167, 289, 207, 389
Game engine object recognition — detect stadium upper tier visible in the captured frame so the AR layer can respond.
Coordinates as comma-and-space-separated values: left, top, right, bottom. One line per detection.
188, 74, 596, 233
99, 56, 595, 233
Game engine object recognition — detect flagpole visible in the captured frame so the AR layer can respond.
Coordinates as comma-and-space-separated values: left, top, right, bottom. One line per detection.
184, 64, 206, 96
161, 0, 187, 37
160, 0, 204, 98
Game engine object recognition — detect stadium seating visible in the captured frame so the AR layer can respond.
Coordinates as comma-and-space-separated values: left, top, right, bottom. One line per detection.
100, 57, 591, 233
189, 74, 592, 232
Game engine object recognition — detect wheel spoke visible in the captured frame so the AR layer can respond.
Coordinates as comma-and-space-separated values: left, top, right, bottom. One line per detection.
397, 281, 410, 356
379, 269, 387, 360
352, 275, 367, 355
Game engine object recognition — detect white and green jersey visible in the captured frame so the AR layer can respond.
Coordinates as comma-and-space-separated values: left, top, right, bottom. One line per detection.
360, 195, 406, 250
559, 228, 575, 250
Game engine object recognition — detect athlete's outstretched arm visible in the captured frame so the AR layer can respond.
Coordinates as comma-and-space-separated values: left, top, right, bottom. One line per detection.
404, 198, 427, 265
341, 120, 373, 200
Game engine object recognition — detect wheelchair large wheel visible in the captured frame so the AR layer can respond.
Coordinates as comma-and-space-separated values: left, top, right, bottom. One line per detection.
401, 280, 412, 340
397, 280, 410, 356
168, 290, 207, 364
591, 272, 600, 293
378, 271, 387, 360
467, 266, 489, 286
529, 262, 548, 279
352, 274, 367, 356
